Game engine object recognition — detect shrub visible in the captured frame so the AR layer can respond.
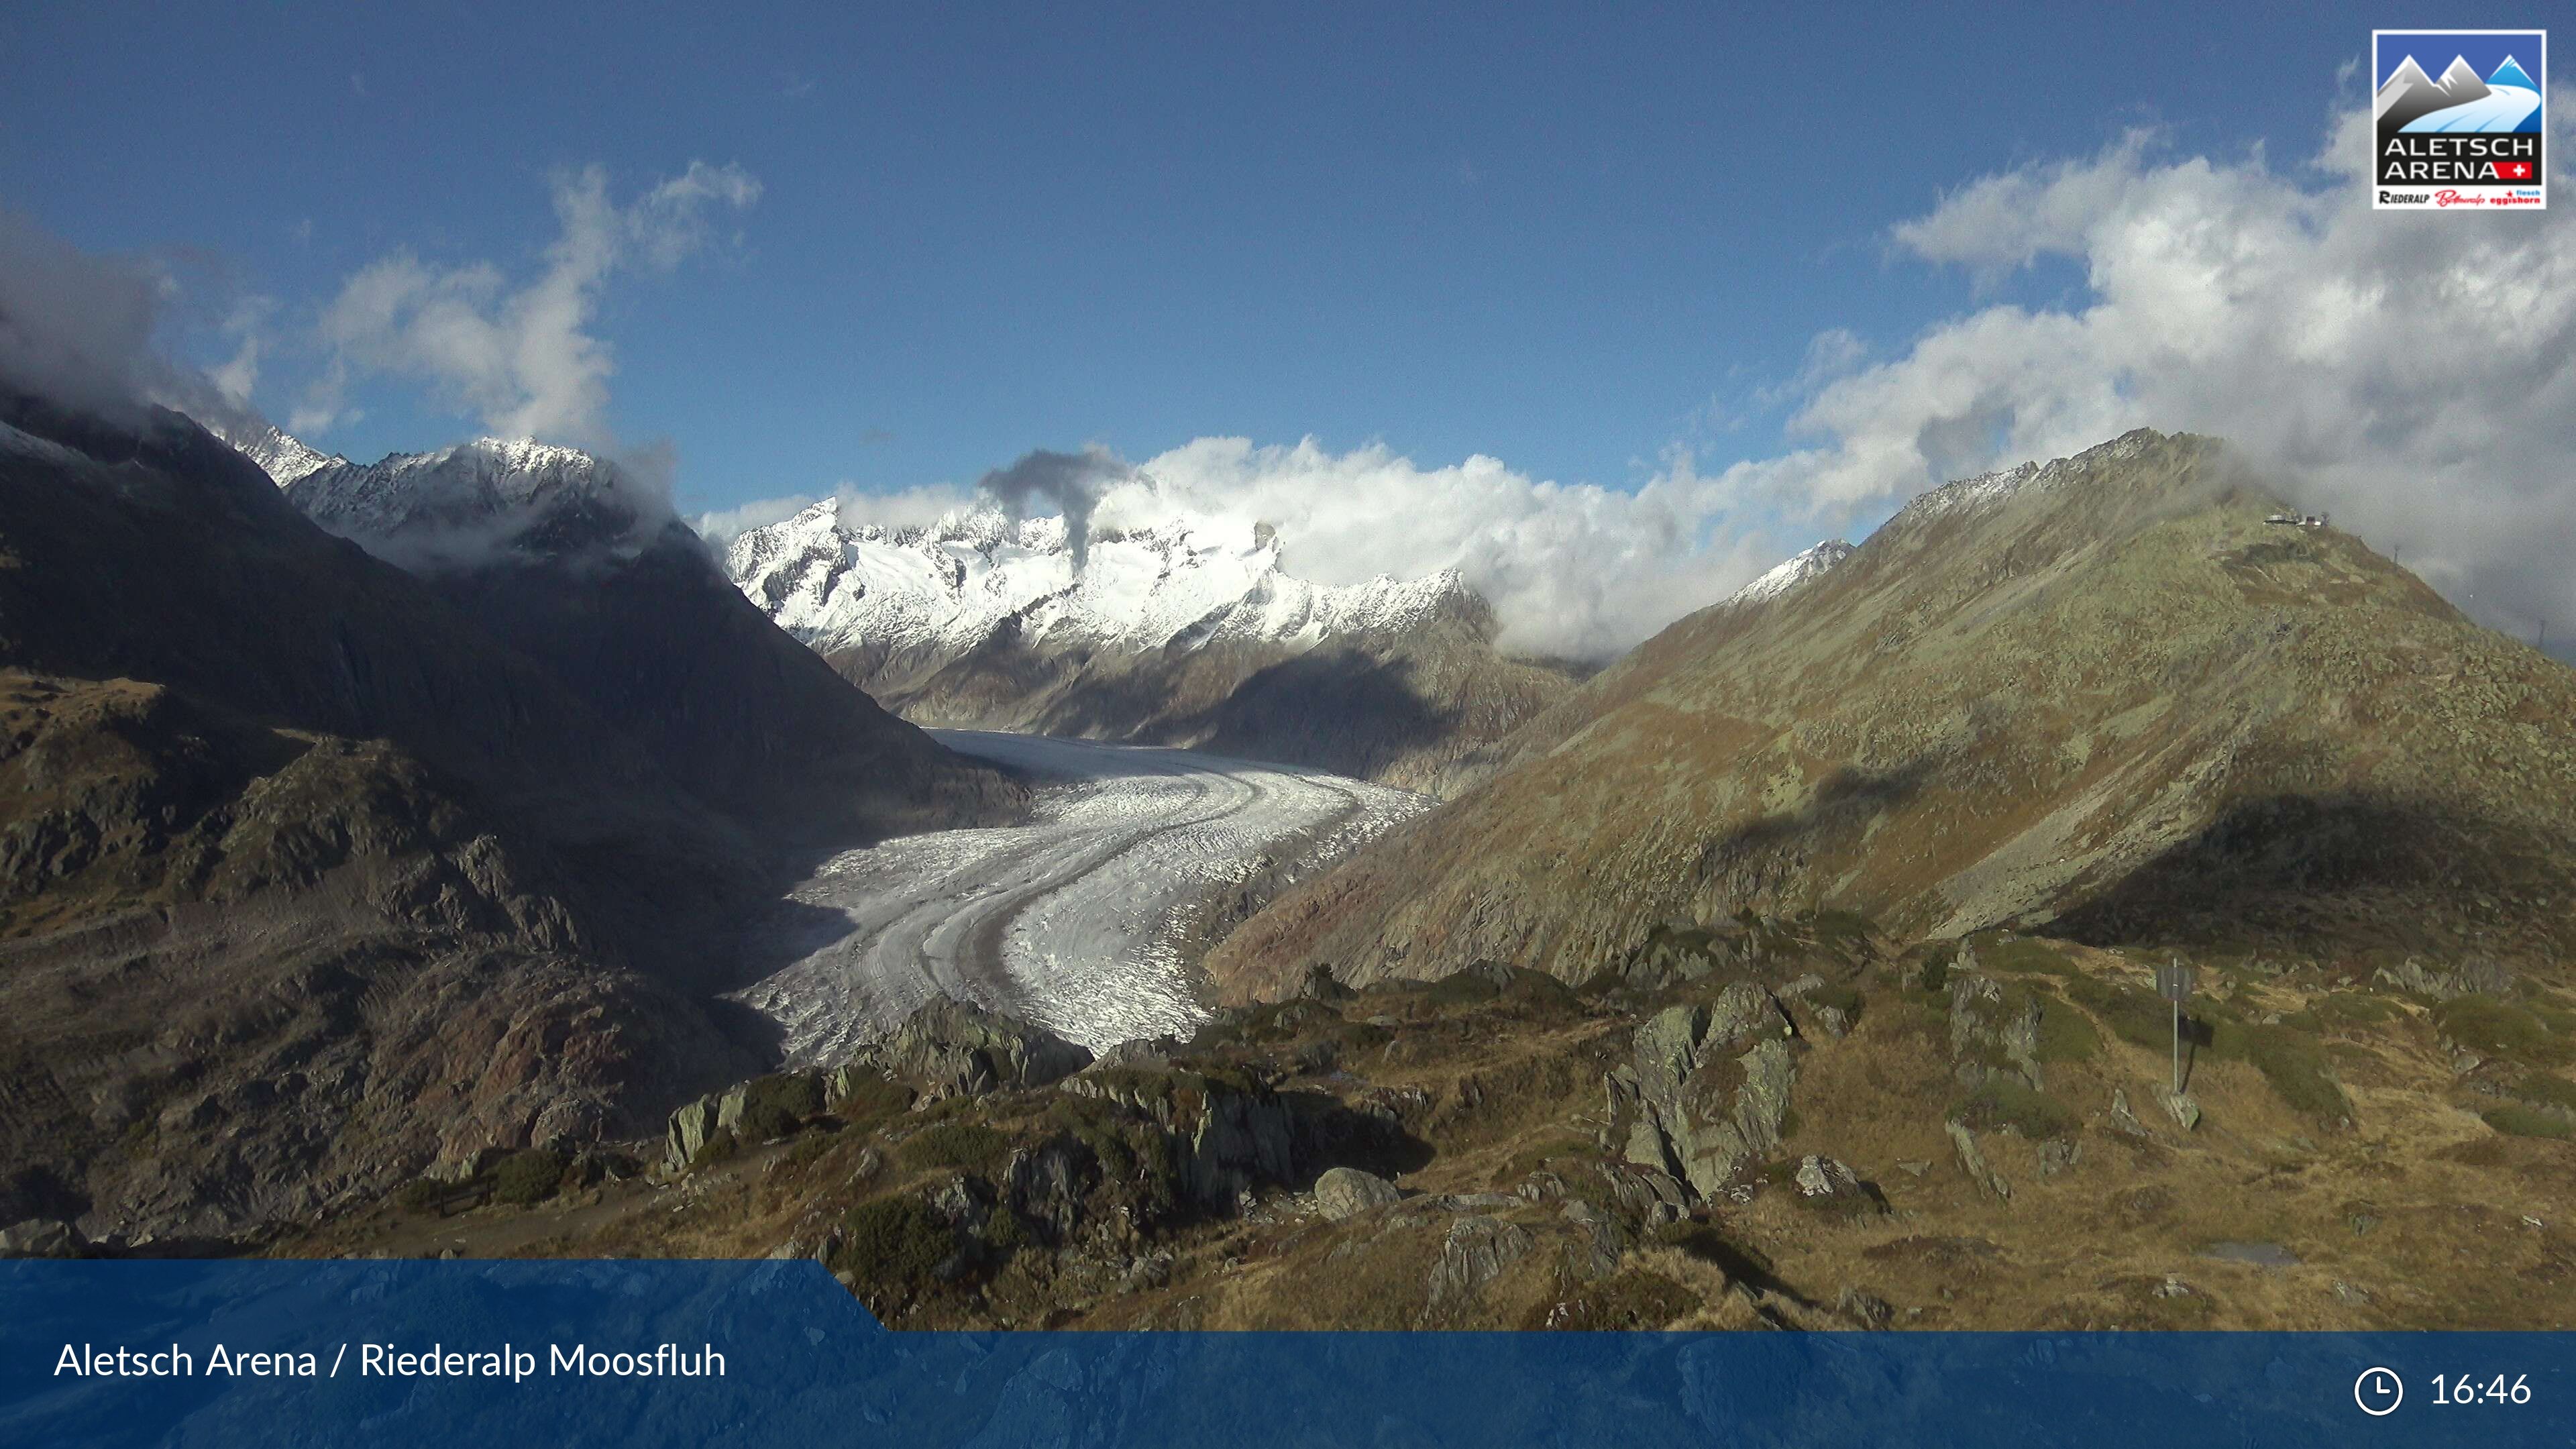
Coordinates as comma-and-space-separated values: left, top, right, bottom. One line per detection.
898, 1120, 1012, 1177
831, 1074, 916, 1124
490, 1148, 566, 1207
736, 1073, 826, 1143
781, 1134, 837, 1173
2435, 996, 2566, 1065
396, 1178, 454, 1212
832, 1196, 956, 1289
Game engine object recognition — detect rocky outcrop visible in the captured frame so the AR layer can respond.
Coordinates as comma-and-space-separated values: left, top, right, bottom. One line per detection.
2375, 957, 2512, 1002
1947, 1121, 2011, 1201
1949, 974, 2044, 1089
1419, 1216, 1538, 1328
860, 1000, 1092, 1098
661, 1002, 1088, 1172
1603, 983, 1799, 1201
0, 1218, 83, 1258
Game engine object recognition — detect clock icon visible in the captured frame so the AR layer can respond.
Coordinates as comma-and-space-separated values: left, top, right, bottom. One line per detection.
2355, 1366, 2404, 1416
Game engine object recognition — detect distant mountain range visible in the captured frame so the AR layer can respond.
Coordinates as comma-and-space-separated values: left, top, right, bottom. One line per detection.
724, 497, 1593, 794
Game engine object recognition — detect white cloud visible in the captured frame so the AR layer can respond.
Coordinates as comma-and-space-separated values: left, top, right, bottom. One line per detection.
0, 209, 167, 420
696, 478, 979, 550
722, 91, 2576, 663
694, 492, 819, 545
303, 162, 760, 445
1717, 90, 2576, 645
1099, 438, 1774, 661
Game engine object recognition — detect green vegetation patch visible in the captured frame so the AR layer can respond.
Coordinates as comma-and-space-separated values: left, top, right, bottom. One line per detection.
780, 1134, 837, 1173
2061, 976, 2173, 1050
831, 1073, 916, 1124
2033, 997, 2102, 1064
831, 1196, 957, 1289
736, 1073, 826, 1142
2483, 1105, 2576, 1141
1974, 934, 2079, 977
2209, 1020, 2351, 1122
490, 1148, 566, 1207
2507, 1075, 2576, 1117
396, 1177, 459, 1212
898, 1120, 1014, 1177
1951, 1080, 2078, 1140
2435, 995, 2570, 1067
2308, 992, 2396, 1026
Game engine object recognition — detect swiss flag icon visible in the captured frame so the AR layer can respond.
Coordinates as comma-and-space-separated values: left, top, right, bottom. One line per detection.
2498, 160, 2536, 180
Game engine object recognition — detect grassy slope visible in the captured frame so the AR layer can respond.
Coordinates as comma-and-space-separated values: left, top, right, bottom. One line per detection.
1207, 430, 2576, 1000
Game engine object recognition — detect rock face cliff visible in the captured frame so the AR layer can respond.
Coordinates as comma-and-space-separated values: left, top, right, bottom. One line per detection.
1208, 430, 2576, 1000
0, 396, 1016, 1244
724, 498, 1583, 794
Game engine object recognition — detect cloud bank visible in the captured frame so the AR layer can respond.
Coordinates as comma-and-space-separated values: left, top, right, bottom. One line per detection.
300, 162, 760, 444
769, 93, 2576, 661
1717, 93, 2576, 646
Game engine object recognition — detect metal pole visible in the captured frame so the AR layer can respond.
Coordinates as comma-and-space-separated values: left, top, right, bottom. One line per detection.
2171, 1000, 2182, 1094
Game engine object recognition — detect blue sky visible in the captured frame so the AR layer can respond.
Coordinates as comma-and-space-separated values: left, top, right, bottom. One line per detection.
4, 1, 2571, 656
0, 3, 2440, 495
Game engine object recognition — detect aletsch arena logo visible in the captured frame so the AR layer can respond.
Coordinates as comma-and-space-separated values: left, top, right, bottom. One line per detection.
2373, 30, 2546, 210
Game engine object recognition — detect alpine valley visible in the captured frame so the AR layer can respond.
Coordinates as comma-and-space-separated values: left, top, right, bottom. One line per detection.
9, 401, 2576, 1340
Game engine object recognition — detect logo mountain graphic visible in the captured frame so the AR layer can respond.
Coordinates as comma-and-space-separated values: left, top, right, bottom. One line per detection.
2376, 50, 2541, 135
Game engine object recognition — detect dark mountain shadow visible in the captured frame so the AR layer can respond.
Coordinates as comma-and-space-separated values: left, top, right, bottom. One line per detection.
2043, 792, 2571, 954
1193, 649, 1456, 782
1686, 757, 1939, 900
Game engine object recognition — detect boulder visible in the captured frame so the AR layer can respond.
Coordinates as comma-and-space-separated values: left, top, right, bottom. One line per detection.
2159, 1089, 2201, 1131
1313, 1165, 1401, 1220
1794, 1154, 1860, 1199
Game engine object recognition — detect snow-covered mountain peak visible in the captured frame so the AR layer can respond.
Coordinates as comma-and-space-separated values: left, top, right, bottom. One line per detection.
282, 436, 670, 571
202, 418, 345, 486
726, 492, 1477, 663
1728, 539, 1856, 606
